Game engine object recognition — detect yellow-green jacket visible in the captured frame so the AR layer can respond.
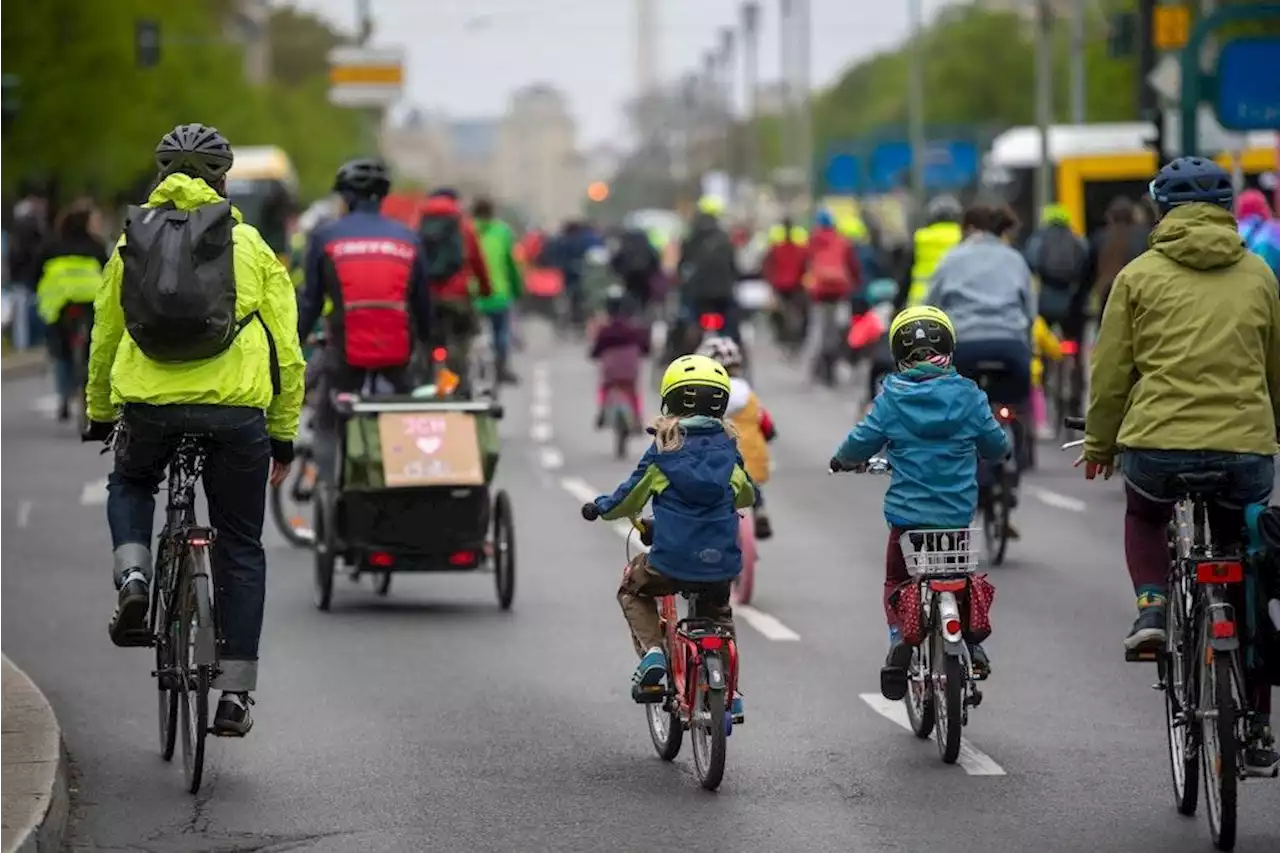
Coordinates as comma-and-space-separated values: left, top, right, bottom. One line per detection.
907, 222, 963, 306
36, 240, 106, 325
1085, 204, 1280, 460
87, 174, 306, 442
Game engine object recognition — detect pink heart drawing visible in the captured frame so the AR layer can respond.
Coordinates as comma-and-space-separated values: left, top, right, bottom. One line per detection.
416, 436, 443, 455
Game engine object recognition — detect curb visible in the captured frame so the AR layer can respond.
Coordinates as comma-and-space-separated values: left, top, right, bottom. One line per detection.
0, 351, 46, 382
1, 656, 70, 853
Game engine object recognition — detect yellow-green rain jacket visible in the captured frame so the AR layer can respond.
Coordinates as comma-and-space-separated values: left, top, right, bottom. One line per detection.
907, 222, 963, 306
87, 174, 306, 442
37, 254, 103, 325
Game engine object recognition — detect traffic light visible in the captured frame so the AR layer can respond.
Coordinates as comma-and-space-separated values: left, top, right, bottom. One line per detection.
136, 19, 161, 68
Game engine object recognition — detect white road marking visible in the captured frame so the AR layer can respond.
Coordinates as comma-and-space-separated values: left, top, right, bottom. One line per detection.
34, 394, 58, 418
1029, 486, 1086, 513
538, 447, 564, 470
530, 422, 554, 443
530, 401, 552, 420
16, 500, 33, 528
79, 478, 108, 506
559, 476, 803, 642
858, 692, 1007, 776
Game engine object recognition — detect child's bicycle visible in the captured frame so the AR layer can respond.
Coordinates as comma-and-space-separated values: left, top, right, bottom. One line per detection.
831, 456, 991, 764
580, 508, 741, 791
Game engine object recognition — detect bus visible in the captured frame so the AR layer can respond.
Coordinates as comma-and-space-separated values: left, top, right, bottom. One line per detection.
225, 146, 299, 258
981, 123, 1278, 240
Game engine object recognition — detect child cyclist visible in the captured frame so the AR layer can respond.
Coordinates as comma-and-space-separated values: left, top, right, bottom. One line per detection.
829, 306, 1008, 700
697, 335, 777, 539
589, 284, 649, 430
581, 354, 755, 716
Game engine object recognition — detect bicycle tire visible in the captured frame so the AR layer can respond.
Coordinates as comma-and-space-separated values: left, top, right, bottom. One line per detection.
933, 631, 964, 764
313, 485, 336, 612
269, 452, 315, 548
177, 557, 211, 794
732, 511, 756, 606
493, 490, 516, 610
646, 699, 684, 761
905, 643, 935, 739
1163, 581, 1199, 816
153, 549, 178, 762
613, 409, 629, 461
1202, 647, 1238, 850
691, 663, 728, 791
983, 465, 1010, 567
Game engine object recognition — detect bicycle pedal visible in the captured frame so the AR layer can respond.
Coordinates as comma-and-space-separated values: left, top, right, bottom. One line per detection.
966, 689, 984, 708
631, 684, 665, 704
1125, 646, 1160, 663
112, 629, 154, 649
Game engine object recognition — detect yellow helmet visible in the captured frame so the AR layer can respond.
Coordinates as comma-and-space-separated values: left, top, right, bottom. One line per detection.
659, 354, 731, 418
697, 195, 725, 217
889, 306, 956, 367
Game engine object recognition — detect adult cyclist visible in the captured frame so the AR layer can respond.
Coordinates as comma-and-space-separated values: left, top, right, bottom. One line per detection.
83, 124, 306, 736
902, 195, 964, 309
674, 196, 740, 351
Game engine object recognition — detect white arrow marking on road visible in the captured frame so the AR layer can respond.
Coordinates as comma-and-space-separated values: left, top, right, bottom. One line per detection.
16, 500, 33, 528
858, 693, 1007, 776
1029, 487, 1086, 513
80, 478, 108, 506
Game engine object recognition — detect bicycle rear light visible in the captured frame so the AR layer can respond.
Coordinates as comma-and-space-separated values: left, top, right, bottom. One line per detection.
928, 579, 967, 593
1211, 620, 1236, 640
1060, 340, 1079, 357
432, 347, 448, 362
698, 636, 724, 651
700, 313, 725, 331
944, 618, 963, 637
448, 550, 477, 567
369, 551, 395, 568
996, 406, 1014, 422
1195, 561, 1243, 584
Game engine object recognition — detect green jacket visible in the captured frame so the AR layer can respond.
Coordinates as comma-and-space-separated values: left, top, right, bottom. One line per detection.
37, 255, 103, 325
1085, 203, 1280, 460
87, 174, 306, 442
473, 218, 523, 313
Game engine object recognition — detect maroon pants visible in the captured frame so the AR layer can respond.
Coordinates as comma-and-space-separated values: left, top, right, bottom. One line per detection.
883, 527, 909, 628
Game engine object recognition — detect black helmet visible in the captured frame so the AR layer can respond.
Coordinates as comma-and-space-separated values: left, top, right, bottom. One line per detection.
926, 194, 962, 223
889, 306, 956, 367
1149, 156, 1233, 213
333, 158, 390, 199
155, 123, 233, 183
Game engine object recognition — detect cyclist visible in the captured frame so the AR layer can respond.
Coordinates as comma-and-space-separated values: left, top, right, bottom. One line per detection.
698, 335, 777, 540
675, 196, 741, 346
902, 195, 963, 309
582, 354, 754, 716
610, 225, 661, 315
472, 196, 524, 385
762, 217, 810, 345
808, 208, 862, 383
1023, 204, 1088, 343
1237, 188, 1280, 277
83, 124, 306, 736
1082, 196, 1147, 314
417, 187, 492, 374
830, 306, 1008, 696
590, 284, 649, 429
35, 199, 107, 421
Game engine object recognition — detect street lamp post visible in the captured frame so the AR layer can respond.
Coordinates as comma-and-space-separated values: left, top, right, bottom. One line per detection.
742, 2, 761, 224
719, 27, 736, 181
907, 0, 927, 217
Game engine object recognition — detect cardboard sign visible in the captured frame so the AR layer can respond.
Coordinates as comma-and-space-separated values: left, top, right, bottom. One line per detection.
377, 411, 484, 487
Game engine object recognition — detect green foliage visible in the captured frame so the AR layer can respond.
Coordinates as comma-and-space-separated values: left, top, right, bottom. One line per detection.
1, 0, 364, 203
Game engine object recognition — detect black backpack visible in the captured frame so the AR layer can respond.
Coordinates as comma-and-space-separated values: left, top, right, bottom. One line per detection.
120, 201, 253, 363
1035, 226, 1085, 288
418, 212, 465, 284
614, 231, 654, 279
680, 227, 736, 301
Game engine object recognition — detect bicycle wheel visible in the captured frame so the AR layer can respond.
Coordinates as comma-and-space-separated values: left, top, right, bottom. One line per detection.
905, 643, 935, 739
493, 490, 516, 610
1162, 580, 1199, 815
269, 449, 316, 548
932, 631, 964, 764
176, 556, 212, 794
982, 465, 1010, 567
646, 696, 684, 761
313, 485, 336, 611
153, 554, 178, 761
691, 661, 728, 791
613, 409, 629, 460
1201, 642, 1239, 850
732, 511, 756, 606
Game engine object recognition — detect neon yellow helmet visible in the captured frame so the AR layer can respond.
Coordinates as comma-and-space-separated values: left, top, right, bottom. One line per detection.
888, 306, 956, 367
1040, 203, 1072, 227
659, 354, 731, 418
697, 195, 725, 217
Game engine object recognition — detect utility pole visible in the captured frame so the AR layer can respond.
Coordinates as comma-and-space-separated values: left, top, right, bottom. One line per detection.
1070, 0, 1086, 124
779, 0, 796, 183
1136, 0, 1164, 161
796, 0, 813, 221
635, 0, 657, 146
906, 0, 927, 216
719, 27, 736, 180
703, 50, 718, 178
1034, 0, 1054, 215
742, 2, 761, 224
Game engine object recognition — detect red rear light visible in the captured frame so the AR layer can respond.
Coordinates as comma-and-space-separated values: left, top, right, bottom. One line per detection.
189, 538, 210, 548
1212, 620, 1236, 639
432, 347, 448, 363
699, 636, 724, 651
1195, 561, 1243, 584
997, 406, 1013, 422
1060, 340, 1079, 356
929, 579, 967, 593
944, 618, 963, 636
448, 550, 477, 567
700, 313, 725, 331
369, 551, 394, 568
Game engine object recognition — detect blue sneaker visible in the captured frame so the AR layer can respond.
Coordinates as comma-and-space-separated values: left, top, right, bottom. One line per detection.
731, 694, 744, 720
632, 647, 667, 688
888, 625, 902, 648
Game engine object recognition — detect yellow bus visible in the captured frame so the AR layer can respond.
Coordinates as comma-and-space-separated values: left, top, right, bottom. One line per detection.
225, 146, 299, 258
981, 123, 1278, 238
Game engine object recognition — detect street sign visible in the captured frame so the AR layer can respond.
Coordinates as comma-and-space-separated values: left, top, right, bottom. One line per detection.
1215, 38, 1280, 131
867, 140, 979, 193
1152, 4, 1190, 51
822, 153, 863, 194
327, 45, 404, 108
1147, 54, 1182, 102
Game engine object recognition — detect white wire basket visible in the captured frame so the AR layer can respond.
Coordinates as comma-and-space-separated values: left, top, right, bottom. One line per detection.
898, 528, 980, 576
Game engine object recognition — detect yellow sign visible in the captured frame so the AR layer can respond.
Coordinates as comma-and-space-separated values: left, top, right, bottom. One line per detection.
1153, 5, 1190, 51
329, 65, 403, 86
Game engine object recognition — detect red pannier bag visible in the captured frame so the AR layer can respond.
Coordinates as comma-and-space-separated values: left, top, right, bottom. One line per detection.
963, 573, 996, 643
888, 580, 924, 646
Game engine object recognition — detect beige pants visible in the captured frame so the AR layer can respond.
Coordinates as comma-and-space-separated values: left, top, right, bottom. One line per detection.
617, 554, 735, 656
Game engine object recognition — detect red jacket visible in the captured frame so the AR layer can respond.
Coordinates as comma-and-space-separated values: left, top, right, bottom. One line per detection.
763, 240, 808, 292
417, 195, 492, 301
807, 227, 861, 301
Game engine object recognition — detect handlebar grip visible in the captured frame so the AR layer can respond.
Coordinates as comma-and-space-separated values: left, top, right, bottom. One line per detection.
1063, 416, 1087, 432
581, 502, 600, 521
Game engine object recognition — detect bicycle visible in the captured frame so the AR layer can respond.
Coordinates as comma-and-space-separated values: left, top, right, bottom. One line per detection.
831, 457, 989, 764
580, 508, 741, 791
269, 414, 317, 548
1063, 417, 1278, 850
602, 386, 638, 461
969, 362, 1019, 566
89, 428, 222, 794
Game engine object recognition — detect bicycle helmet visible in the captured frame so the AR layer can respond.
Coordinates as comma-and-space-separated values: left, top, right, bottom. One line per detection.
333, 158, 391, 199
603, 283, 627, 315
1149, 156, 1233, 213
696, 335, 743, 371
926, 194, 962, 223
659, 354, 731, 418
431, 186, 459, 200
814, 208, 835, 229
889, 306, 956, 368
155, 123, 233, 184
697, 195, 725, 217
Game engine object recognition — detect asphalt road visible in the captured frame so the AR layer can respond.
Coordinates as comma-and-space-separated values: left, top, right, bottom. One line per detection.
3, 317, 1277, 853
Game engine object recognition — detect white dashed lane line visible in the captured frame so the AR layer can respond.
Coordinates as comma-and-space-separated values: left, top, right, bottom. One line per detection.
1027, 486, 1086, 513
80, 478, 108, 506
858, 693, 1007, 776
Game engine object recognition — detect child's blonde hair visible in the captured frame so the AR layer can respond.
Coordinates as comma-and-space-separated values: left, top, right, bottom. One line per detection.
650, 414, 738, 452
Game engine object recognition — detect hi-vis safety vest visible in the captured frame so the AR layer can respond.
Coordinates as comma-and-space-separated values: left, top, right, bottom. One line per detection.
767, 224, 809, 246
906, 222, 963, 307
36, 255, 103, 324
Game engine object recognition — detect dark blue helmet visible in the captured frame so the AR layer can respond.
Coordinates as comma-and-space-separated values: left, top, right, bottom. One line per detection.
1149, 156, 1233, 213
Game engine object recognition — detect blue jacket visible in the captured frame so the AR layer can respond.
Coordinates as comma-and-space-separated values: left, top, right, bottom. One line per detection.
593, 417, 756, 582
834, 365, 1009, 529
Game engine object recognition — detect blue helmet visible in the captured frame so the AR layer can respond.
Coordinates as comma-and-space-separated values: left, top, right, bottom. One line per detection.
814, 208, 835, 229
1149, 156, 1233, 213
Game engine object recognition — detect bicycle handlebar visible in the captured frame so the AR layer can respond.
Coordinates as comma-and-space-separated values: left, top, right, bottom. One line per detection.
828, 456, 891, 474
1062, 416, 1086, 432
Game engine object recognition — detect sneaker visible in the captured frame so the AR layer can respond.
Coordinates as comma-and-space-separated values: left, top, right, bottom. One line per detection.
212, 692, 254, 737
498, 367, 520, 386
968, 643, 991, 679
881, 640, 914, 701
731, 694, 745, 721
108, 571, 150, 647
632, 647, 666, 688
56, 398, 70, 422
1244, 724, 1280, 777
754, 513, 773, 540
1124, 599, 1167, 651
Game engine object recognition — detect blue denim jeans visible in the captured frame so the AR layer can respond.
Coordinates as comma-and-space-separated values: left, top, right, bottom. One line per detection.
486, 309, 511, 366
1121, 450, 1275, 507
108, 404, 271, 691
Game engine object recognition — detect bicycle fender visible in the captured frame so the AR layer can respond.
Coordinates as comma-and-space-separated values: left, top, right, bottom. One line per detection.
942, 637, 967, 657
703, 653, 727, 691
1209, 635, 1240, 653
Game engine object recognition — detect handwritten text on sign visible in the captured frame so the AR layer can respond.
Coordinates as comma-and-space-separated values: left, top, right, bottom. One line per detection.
376, 411, 484, 487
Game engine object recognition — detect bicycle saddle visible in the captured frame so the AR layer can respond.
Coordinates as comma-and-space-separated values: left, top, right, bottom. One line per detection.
1172, 470, 1230, 496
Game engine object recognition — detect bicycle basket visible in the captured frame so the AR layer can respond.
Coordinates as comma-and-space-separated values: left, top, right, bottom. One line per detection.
898, 528, 979, 576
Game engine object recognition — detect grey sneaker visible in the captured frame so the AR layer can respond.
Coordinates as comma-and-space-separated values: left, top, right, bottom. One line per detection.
1124, 604, 1166, 651
109, 570, 150, 648
1244, 725, 1280, 777
212, 692, 254, 737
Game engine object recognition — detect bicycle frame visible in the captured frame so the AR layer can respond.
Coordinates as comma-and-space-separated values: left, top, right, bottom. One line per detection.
157, 439, 219, 668
658, 593, 739, 727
